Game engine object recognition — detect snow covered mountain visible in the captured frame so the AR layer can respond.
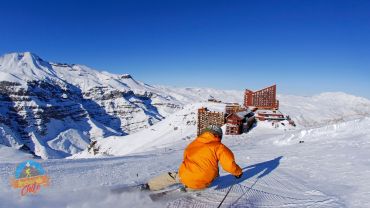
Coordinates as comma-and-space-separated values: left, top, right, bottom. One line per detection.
278, 93, 370, 127
1, 52, 370, 207
0, 52, 185, 159
2, 52, 370, 160
0, 52, 247, 159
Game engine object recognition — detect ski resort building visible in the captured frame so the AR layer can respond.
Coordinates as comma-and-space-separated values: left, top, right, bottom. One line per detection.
225, 103, 245, 115
197, 107, 225, 136
244, 85, 279, 110
225, 110, 255, 135
255, 110, 285, 121
197, 84, 294, 136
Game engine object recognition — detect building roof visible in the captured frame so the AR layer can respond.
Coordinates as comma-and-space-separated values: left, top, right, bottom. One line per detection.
236, 111, 248, 118
226, 109, 253, 119
256, 109, 282, 115
226, 103, 240, 106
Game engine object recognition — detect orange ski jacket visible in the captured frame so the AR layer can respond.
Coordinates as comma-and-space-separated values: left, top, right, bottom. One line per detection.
178, 132, 242, 189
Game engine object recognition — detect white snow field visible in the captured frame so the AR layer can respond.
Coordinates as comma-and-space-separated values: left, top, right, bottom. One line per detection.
1, 100, 370, 207
1, 52, 370, 207
0, 52, 245, 159
2, 52, 369, 159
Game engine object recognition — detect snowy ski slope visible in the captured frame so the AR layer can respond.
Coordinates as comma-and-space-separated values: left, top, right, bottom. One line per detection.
1, 52, 370, 207
1, 115, 370, 207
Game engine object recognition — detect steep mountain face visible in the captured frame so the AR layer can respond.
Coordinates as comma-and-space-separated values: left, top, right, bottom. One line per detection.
2, 52, 370, 159
0, 52, 183, 158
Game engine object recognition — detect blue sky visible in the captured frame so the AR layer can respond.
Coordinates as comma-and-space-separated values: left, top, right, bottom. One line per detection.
1, 0, 369, 98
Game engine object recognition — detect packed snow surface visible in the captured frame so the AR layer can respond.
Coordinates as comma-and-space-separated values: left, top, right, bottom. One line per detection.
2, 52, 370, 160
1, 115, 370, 207
1, 52, 370, 207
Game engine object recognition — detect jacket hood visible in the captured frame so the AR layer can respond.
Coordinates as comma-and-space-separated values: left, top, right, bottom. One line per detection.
196, 132, 221, 144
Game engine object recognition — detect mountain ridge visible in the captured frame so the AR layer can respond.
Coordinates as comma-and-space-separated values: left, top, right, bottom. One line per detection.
0, 52, 185, 158
1, 52, 370, 159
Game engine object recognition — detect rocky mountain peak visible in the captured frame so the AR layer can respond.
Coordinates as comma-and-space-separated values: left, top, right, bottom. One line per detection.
0, 52, 183, 159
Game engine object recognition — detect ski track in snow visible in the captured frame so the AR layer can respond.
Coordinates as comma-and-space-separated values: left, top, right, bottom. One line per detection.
1, 52, 370, 207
2, 115, 370, 207
2, 122, 363, 208
168, 170, 343, 208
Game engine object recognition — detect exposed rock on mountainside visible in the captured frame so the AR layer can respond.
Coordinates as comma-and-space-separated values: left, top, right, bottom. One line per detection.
2, 52, 370, 159
0, 52, 182, 158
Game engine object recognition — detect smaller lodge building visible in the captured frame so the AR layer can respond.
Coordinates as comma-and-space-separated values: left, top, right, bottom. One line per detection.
225, 109, 255, 135
255, 109, 285, 121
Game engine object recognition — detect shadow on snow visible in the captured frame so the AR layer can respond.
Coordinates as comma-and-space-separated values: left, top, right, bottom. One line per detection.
211, 156, 283, 190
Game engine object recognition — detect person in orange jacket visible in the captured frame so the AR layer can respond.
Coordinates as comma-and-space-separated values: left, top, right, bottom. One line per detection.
146, 125, 243, 191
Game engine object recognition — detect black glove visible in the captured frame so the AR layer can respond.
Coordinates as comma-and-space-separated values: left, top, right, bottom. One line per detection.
235, 172, 243, 179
